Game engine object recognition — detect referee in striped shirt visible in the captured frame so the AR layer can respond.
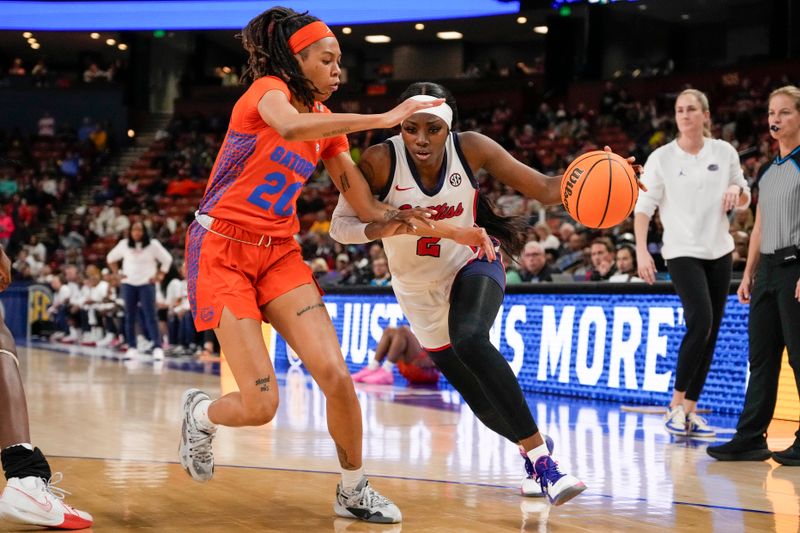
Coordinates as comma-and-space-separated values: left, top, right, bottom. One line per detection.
708, 85, 800, 466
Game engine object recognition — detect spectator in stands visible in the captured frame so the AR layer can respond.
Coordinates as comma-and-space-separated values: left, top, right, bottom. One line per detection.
48, 265, 82, 343
555, 231, 586, 272
0, 209, 13, 249
37, 112, 55, 138
165, 261, 194, 355
533, 221, 560, 250
731, 206, 755, 233
517, 241, 557, 283
23, 235, 46, 265
106, 221, 172, 360
634, 88, 751, 439
89, 123, 108, 152
731, 230, 749, 272
586, 237, 617, 281
8, 58, 25, 77
608, 243, 642, 282
82, 63, 111, 83
369, 255, 391, 287
31, 59, 48, 87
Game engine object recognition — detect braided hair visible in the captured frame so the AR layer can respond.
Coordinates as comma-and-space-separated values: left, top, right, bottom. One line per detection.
398, 82, 528, 258
240, 6, 321, 109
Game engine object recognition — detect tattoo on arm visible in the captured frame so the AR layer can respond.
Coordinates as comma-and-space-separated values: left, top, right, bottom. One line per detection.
383, 209, 399, 221
338, 173, 351, 193
336, 443, 357, 469
296, 303, 326, 316
255, 376, 271, 392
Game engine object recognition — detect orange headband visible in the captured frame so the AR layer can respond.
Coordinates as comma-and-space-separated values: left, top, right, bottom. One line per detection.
288, 21, 334, 54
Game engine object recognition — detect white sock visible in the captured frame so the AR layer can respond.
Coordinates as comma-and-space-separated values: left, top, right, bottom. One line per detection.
192, 399, 215, 432
340, 466, 365, 492
381, 360, 395, 372
367, 359, 380, 371
3, 443, 33, 451
526, 443, 550, 462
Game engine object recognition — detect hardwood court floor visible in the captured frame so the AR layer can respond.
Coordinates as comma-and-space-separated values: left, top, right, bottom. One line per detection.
5, 346, 800, 532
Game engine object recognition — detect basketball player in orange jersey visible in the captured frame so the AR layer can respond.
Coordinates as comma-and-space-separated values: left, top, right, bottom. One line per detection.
330, 82, 604, 505
178, 7, 489, 525
0, 248, 93, 529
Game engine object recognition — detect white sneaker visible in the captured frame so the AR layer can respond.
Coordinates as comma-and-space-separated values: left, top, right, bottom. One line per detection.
124, 347, 138, 360
152, 347, 164, 361
687, 412, 716, 438
179, 389, 216, 482
0, 474, 93, 529
664, 405, 687, 436
96, 333, 115, 347
533, 456, 586, 506
334, 477, 402, 524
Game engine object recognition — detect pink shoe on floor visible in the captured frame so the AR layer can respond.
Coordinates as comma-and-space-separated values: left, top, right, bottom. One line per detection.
352, 366, 381, 382
361, 368, 394, 385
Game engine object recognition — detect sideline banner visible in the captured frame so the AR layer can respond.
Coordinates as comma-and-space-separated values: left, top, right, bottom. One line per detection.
268, 290, 750, 414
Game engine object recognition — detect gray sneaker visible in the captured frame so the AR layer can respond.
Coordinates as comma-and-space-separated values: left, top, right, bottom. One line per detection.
334, 477, 402, 524
179, 389, 216, 482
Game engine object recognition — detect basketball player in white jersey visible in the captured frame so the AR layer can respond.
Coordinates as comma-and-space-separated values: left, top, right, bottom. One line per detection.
330, 82, 586, 506
0, 247, 93, 529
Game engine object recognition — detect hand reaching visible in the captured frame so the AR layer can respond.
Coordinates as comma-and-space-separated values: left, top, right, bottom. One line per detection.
603, 145, 647, 192
381, 98, 446, 129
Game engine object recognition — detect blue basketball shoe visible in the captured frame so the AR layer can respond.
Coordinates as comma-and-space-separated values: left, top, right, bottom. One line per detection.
533, 456, 586, 506
686, 412, 715, 438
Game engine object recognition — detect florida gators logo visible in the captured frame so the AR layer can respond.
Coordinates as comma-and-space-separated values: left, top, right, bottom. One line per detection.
199, 306, 215, 322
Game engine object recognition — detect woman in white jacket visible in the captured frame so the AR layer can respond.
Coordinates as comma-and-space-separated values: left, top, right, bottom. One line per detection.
634, 88, 750, 438
106, 221, 172, 359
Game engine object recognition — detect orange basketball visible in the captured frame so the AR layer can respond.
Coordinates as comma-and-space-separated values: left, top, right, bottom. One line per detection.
560, 150, 638, 229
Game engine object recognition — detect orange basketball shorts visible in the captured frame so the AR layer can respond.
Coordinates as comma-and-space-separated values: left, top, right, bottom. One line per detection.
185, 218, 319, 331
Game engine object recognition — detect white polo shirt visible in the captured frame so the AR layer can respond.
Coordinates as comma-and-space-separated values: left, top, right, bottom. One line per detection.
635, 138, 750, 260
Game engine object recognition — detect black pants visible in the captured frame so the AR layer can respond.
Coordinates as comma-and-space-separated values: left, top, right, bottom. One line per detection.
426, 275, 538, 444
735, 256, 800, 445
667, 253, 732, 401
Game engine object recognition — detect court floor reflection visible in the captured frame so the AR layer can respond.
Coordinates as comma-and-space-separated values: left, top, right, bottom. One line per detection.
6, 346, 799, 532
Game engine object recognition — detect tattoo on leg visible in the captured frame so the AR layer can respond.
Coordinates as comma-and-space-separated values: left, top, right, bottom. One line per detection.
255, 376, 271, 392
339, 173, 350, 193
296, 303, 325, 316
336, 443, 357, 469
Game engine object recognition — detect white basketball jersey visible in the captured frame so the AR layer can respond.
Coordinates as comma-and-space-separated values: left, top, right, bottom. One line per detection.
380, 132, 478, 284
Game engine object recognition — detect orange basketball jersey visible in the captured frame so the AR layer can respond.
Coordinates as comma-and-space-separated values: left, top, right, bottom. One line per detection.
199, 76, 349, 236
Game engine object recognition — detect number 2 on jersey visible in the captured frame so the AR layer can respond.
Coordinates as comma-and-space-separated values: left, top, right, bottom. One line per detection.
246, 171, 303, 216
416, 237, 441, 257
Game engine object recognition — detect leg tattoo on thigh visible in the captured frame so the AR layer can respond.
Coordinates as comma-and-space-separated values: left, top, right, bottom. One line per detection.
296, 303, 325, 317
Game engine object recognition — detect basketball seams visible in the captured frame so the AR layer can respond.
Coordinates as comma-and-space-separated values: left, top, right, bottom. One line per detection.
596, 155, 614, 228
574, 154, 609, 227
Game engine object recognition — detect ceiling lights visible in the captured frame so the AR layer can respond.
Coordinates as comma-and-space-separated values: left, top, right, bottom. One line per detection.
533, 26, 548, 34
341, 27, 352, 34
414, 23, 424, 30
365, 35, 391, 43
436, 31, 463, 40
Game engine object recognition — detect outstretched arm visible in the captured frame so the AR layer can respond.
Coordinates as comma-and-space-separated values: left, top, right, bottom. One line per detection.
459, 131, 562, 205
258, 90, 444, 141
